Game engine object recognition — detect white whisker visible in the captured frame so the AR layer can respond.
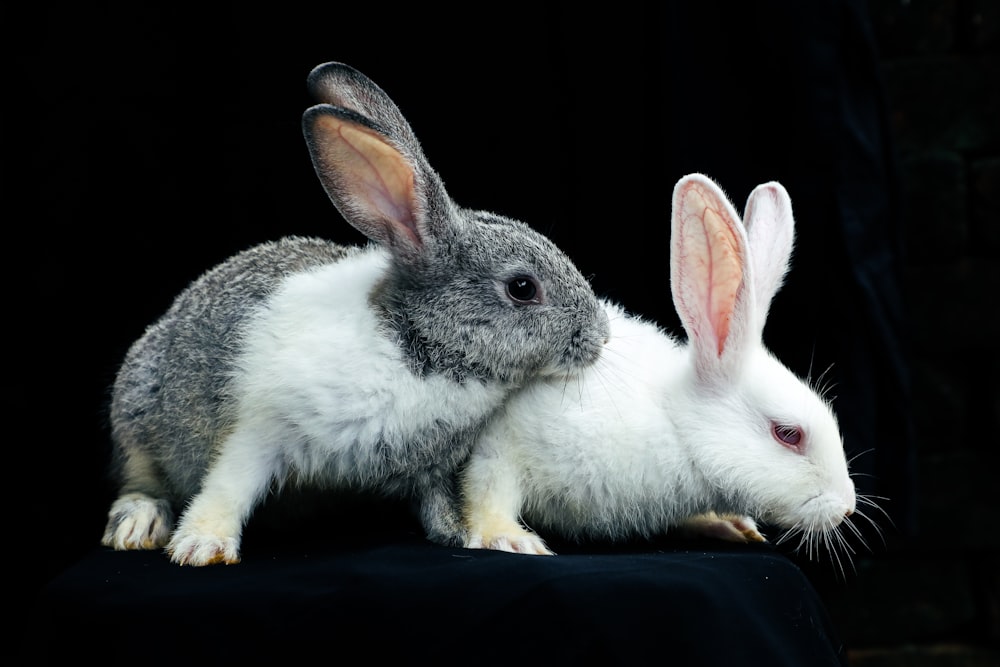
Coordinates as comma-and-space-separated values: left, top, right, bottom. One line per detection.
847, 448, 876, 467
769, 503, 895, 581
857, 494, 895, 528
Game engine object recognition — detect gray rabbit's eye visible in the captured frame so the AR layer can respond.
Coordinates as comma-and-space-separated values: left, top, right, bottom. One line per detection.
505, 276, 541, 304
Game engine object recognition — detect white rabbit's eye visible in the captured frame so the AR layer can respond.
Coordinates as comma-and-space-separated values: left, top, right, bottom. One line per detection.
505, 276, 541, 304
772, 422, 804, 453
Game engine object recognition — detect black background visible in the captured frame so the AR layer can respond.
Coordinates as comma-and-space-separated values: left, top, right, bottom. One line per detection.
11, 1, 914, 634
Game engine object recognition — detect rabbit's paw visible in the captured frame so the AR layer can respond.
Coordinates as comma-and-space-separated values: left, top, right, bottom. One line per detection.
101, 493, 174, 550
466, 532, 554, 555
167, 526, 241, 566
677, 512, 766, 543
465, 519, 553, 555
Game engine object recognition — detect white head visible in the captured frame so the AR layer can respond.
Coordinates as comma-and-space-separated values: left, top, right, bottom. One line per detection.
669, 174, 878, 569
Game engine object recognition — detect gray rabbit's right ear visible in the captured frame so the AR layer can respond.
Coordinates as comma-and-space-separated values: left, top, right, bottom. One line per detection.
303, 104, 434, 261
306, 62, 421, 150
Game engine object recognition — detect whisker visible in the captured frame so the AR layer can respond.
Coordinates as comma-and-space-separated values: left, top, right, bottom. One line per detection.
857, 493, 892, 506
809, 361, 838, 402
771, 514, 871, 581
829, 534, 847, 580
840, 528, 859, 555
852, 506, 889, 549
813, 360, 835, 386
773, 526, 798, 547
857, 494, 895, 527
835, 530, 857, 577
847, 448, 876, 466
841, 516, 866, 543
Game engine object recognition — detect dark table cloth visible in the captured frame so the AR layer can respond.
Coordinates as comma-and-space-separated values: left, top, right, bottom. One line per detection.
24, 521, 847, 666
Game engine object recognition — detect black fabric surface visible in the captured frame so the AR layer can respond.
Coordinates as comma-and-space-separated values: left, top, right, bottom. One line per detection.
24, 532, 847, 666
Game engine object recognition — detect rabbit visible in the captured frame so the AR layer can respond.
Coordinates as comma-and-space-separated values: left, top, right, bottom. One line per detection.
100, 61, 611, 566
461, 173, 872, 567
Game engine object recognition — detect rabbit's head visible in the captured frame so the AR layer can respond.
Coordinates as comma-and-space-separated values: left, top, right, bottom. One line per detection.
302, 62, 610, 386
669, 174, 862, 558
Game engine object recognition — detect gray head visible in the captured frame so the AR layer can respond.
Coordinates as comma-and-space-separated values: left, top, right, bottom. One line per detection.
302, 62, 609, 386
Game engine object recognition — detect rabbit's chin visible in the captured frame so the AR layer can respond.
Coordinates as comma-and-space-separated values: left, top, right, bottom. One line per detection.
764, 487, 853, 533
766, 489, 870, 574
532, 359, 598, 385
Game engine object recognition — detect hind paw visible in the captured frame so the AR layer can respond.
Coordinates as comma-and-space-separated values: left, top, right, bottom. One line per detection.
677, 512, 766, 543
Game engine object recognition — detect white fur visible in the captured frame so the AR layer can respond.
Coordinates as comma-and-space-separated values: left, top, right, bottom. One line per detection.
236, 247, 504, 472
166, 246, 510, 564
461, 174, 858, 557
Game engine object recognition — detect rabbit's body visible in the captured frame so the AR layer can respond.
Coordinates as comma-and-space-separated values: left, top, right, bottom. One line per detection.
110, 237, 349, 500
463, 302, 708, 544
102, 63, 609, 566
462, 174, 860, 559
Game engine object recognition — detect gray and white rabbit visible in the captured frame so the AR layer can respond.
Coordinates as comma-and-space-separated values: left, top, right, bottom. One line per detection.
462, 173, 871, 564
101, 62, 610, 566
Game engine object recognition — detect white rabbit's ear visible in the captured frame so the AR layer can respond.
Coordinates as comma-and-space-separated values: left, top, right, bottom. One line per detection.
670, 174, 754, 379
742, 182, 795, 330
303, 106, 427, 260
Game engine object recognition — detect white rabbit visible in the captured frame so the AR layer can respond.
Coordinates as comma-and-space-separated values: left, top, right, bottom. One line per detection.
461, 173, 867, 564
100, 62, 610, 566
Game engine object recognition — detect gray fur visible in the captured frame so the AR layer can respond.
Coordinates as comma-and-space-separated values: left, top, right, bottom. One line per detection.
109, 238, 348, 500
102, 62, 609, 564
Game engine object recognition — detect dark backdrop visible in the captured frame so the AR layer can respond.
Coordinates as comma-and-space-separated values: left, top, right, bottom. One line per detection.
11, 0, 914, 640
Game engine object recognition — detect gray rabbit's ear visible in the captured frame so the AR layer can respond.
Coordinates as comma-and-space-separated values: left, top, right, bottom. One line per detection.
306, 62, 421, 150
742, 182, 795, 328
303, 105, 432, 261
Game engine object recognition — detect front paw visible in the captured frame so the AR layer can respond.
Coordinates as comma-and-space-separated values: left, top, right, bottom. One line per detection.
167, 526, 241, 566
101, 493, 174, 550
466, 533, 554, 555
464, 517, 554, 556
677, 512, 767, 543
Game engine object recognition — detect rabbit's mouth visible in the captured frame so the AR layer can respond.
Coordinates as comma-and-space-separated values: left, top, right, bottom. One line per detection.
805, 492, 853, 528
570, 335, 607, 367
542, 349, 602, 382
556, 322, 611, 372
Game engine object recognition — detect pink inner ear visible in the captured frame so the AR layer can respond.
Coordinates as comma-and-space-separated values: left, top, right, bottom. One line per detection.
317, 116, 420, 247
679, 182, 743, 357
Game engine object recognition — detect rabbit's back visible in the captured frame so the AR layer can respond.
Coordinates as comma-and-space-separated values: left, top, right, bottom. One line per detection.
109, 236, 351, 499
